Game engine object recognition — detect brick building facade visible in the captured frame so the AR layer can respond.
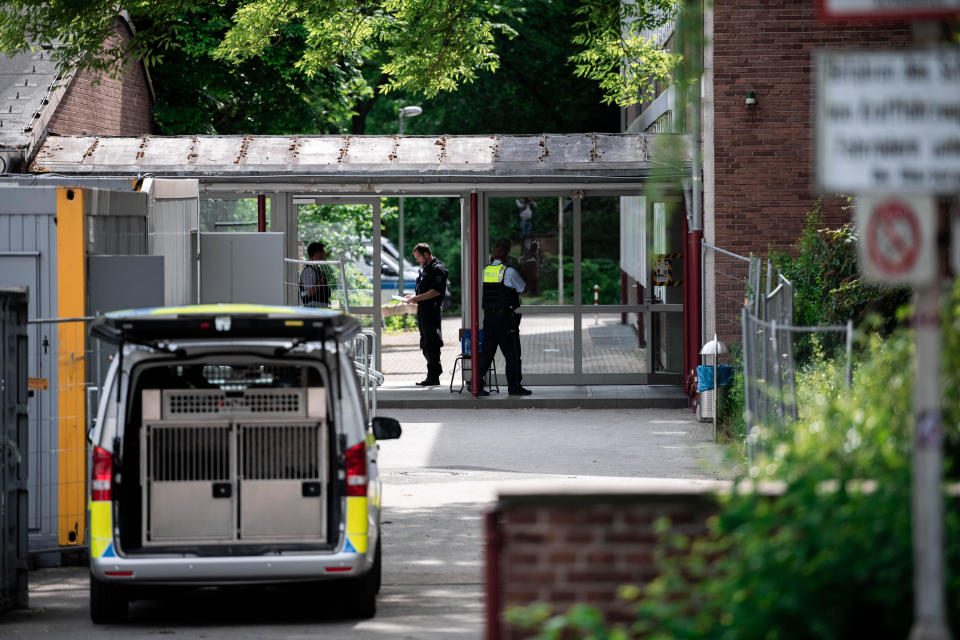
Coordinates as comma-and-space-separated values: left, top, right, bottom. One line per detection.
624, 1, 912, 347
0, 16, 151, 169
707, 1, 911, 343
46, 19, 152, 137
709, 2, 910, 256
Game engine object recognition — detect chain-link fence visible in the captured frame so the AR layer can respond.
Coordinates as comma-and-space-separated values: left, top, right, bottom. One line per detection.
740, 259, 853, 458
703, 243, 751, 349
703, 245, 854, 458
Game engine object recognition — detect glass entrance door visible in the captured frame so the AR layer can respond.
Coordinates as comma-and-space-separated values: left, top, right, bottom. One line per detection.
480, 193, 683, 385
290, 196, 383, 369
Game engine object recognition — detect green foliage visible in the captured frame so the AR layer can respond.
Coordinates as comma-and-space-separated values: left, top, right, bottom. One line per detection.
0, 1, 192, 79
365, 0, 620, 135
509, 282, 960, 638
773, 200, 910, 364
147, 2, 357, 134
570, 0, 683, 107
383, 308, 417, 333
717, 341, 745, 443
1, 0, 683, 127
215, 0, 516, 99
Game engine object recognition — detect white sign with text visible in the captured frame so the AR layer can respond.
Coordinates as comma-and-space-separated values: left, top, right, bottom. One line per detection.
817, 50, 960, 194
820, 0, 960, 19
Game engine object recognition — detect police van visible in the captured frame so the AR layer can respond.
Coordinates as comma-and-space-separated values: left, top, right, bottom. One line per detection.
87, 304, 400, 623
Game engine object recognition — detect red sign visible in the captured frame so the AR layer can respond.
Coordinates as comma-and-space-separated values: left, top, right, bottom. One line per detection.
866, 199, 921, 275
819, 0, 960, 21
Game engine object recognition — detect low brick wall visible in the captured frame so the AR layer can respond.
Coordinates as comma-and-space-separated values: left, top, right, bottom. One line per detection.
486, 479, 728, 640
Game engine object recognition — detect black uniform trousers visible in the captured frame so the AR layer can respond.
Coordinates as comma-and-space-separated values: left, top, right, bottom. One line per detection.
476, 311, 522, 392
419, 314, 443, 382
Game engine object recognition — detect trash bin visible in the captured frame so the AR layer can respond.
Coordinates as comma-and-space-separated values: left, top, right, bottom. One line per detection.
697, 364, 733, 421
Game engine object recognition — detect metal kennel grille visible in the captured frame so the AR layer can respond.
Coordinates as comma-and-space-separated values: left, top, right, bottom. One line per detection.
142, 422, 236, 545
162, 389, 305, 418
147, 424, 231, 482
239, 424, 321, 480
142, 390, 328, 545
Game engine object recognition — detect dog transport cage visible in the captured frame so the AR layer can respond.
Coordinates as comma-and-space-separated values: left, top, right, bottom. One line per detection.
141, 386, 328, 546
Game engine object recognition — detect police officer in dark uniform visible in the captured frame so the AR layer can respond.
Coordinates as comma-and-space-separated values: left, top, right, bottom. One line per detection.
404, 242, 448, 386
476, 239, 532, 396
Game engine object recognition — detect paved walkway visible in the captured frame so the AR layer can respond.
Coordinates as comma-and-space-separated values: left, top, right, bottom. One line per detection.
380, 315, 646, 386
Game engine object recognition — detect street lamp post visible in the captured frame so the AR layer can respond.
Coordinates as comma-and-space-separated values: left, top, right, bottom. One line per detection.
397, 106, 423, 296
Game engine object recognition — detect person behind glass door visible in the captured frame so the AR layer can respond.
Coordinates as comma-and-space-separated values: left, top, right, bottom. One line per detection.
516, 197, 535, 238
300, 241, 331, 308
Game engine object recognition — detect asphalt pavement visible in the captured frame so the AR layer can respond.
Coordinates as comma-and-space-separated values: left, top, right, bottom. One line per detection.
1, 407, 726, 639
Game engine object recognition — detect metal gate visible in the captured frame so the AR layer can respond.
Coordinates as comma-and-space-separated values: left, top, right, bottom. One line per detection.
141, 388, 328, 546
0, 288, 28, 611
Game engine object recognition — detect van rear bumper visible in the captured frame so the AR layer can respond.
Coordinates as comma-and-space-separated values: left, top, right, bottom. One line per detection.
91, 548, 373, 584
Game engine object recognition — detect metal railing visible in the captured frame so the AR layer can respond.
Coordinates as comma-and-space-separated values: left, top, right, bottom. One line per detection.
353, 330, 382, 419
284, 259, 351, 313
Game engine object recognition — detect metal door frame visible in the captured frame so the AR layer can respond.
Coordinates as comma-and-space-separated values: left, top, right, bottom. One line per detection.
474, 192, 683, 385
0, 252, 47, 531
286, 195, 383, 371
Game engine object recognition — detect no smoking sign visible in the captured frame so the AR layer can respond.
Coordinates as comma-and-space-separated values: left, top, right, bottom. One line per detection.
856, 195, 935, 286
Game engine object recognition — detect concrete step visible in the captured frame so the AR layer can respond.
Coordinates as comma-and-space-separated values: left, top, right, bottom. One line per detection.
376, 385, 691, 410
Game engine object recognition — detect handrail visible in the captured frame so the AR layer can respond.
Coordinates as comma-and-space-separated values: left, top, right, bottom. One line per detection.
352, 330, 379, 419
354, 364, 385, 385
702, 242, 751, 262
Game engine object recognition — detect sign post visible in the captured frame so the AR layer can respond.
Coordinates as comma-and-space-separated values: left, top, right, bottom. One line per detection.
819, 47, 954, 640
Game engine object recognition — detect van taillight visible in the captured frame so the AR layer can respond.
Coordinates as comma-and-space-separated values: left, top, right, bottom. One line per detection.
344, 442, 367, 497
92, 446, 112, 501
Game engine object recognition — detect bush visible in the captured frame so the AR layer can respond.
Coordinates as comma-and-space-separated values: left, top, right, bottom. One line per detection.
717, 341, 745, 444
383, 312, 416, 333
508, 281, 960, 639
773, 200, 910, 365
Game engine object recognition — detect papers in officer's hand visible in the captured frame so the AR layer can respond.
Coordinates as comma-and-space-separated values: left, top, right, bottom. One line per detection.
392, 295, 409, 302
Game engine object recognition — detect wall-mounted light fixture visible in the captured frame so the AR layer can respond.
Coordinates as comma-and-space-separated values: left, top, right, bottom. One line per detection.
745, 91, 757, 106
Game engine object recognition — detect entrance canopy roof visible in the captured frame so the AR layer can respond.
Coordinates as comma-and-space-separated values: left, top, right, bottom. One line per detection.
29, 133, 689, 189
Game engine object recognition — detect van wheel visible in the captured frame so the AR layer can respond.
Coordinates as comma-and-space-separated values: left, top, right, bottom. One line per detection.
90, 574, 129, 624
348, 540, 381, 619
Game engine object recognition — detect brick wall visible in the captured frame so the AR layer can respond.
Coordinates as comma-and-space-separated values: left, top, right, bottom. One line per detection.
46, 18, 152, 137
488, 481, 723, 640
709, 0, 911, 343
712, 0, 910, 256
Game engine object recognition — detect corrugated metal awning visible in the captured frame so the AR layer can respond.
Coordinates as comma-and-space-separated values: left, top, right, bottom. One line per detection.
29, 133, 690, 183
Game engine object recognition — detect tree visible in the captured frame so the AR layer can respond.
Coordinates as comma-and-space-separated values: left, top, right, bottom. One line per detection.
0, 0, 685, 126
147, 3, 358, 134
364, 0, 621, 135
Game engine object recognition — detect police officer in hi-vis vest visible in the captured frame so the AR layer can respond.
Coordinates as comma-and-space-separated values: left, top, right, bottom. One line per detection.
476, 239, 532, 396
